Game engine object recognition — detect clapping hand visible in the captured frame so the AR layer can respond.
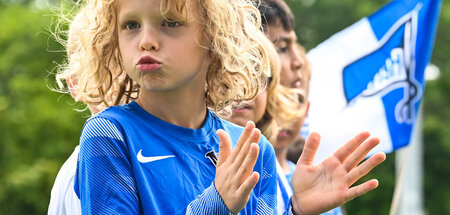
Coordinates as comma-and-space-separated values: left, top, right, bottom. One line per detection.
215, 121, 261, 214
291, 131, 386, 215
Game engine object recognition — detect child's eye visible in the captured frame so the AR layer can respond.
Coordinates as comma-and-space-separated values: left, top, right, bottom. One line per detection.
162, 19, 181, 28
124, 21, 140, 30
275, 41, 289, 53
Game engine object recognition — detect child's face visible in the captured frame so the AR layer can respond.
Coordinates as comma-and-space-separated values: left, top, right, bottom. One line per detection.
229, 91, 268, 127
117, 0, 209, 92
274, 109, 305, 150
266, 23, 305, 89
266, 23, 310, 150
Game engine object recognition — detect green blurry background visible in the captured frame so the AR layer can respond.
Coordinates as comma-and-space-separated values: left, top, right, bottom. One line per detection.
0, 0, 448, 214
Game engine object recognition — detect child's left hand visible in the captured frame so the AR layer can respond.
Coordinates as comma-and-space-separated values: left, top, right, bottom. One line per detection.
290, 131, 386, 215
214, 121, 261, 214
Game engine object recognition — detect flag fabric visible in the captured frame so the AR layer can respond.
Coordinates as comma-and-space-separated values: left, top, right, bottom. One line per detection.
306, 0, 442, 162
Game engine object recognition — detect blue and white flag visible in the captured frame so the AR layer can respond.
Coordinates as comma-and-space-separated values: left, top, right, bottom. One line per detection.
306, 0, 441, 162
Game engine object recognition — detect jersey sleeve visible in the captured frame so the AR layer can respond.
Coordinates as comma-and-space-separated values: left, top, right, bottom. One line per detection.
184, 182, 231, 215
75, 117, 140, 214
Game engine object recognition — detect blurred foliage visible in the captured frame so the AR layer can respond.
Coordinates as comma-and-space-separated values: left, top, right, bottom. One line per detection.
0, 0, 448, 214
287, 0, 450, 214
0, 2, 89, 214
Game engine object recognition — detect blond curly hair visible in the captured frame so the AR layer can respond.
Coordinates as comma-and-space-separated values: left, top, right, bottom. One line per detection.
54, 0, 268, 115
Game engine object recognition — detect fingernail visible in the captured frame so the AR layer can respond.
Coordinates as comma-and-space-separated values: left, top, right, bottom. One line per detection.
251, 128, 260, 137
247, 120, 254, 127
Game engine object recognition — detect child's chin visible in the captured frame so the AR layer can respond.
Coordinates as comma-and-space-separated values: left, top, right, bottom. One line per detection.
229, 117, 248, 127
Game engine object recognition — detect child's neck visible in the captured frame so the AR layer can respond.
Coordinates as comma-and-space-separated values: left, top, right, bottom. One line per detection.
275, 148, 291, 174
136, 89, 207, 129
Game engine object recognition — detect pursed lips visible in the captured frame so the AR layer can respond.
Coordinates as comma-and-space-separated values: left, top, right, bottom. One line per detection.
137, 55, 162, 72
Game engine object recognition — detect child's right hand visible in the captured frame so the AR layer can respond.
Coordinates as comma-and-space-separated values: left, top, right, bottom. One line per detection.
215, 121, 261, 214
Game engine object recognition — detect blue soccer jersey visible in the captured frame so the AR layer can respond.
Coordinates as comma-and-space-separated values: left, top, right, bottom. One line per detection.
74, 101, 278, 214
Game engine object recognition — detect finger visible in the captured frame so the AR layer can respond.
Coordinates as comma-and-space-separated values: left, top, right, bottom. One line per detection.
237, 171, 260, 198
343, 137, 380, 172
234, 129, 260, 169
229, 121, 255, 161
345, 179, 379, 202
217, 129, 232, 166
236, 143, 260, 182
346, 152, 386, 186
333, 131, 370, 162
297, 132, 321, 166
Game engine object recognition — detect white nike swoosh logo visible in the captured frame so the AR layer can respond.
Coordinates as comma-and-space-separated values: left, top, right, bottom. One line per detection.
137, 150, 175, 163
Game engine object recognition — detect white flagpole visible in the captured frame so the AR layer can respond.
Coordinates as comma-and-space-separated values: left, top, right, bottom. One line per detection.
390, 104, 424, 215
389, 139, 409, 215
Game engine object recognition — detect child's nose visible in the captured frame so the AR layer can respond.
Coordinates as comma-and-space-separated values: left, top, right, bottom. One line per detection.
291, 48, 304, 72
139, 29, 160, 51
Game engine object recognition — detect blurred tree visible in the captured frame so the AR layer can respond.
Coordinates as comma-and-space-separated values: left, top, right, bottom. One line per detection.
0, 3, 89, 214
421, 2, 450, 214
286, 0, 450, 214
0, 0, 448, 214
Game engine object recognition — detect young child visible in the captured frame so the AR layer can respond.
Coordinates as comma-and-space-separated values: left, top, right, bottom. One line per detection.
227, 32, 305, 214
56, 0, 278, 214
48, 9, 100, 215
257, 1, 360, 214
228, 32, 304, 145
54, 0, 386, 214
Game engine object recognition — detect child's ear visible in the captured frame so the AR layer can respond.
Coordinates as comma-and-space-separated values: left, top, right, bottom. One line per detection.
66, 77, 77, 98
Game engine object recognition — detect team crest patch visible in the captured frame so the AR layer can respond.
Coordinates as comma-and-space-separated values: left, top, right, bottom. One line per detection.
205, 150, 218, 167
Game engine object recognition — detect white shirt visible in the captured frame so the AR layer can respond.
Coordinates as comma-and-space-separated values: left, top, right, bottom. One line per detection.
48, 146, 81, 215
276, 160, 293, 215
